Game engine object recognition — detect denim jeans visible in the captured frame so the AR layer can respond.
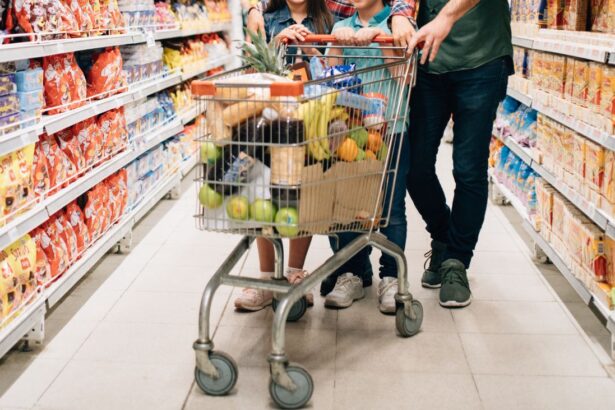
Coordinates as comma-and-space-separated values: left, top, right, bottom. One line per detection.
325, 132, 410, 289
406, 57, 512, 268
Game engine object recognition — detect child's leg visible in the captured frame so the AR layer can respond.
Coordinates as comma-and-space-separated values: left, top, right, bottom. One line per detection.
287, 236, 314, 305
379, 133, 410, 279
234, 237, 274, 311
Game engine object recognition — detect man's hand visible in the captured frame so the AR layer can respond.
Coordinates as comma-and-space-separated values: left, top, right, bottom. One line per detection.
354, 28, 383, 46
332, 27, 356, 45
247, 8, 266, 36
391, 15, 416, 55
409, 14, 454, 64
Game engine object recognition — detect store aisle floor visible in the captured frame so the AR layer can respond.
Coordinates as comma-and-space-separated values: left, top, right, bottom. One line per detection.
2, 143, 615, 410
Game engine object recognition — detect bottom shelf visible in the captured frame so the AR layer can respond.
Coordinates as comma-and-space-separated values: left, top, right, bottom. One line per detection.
0, 297, 46, 359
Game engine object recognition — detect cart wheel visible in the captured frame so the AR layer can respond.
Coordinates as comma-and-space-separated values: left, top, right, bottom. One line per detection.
272, 297, 307, 322
194, 351, 238, 396
269, 364, 313, 409
396, 300, 423, 338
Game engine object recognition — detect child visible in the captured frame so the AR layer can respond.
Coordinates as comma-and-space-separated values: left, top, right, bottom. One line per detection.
234, 0, 333, 312
322, 0, 410, 313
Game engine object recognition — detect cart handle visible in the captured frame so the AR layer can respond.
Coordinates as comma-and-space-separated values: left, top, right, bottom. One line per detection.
289, 34, 395, 44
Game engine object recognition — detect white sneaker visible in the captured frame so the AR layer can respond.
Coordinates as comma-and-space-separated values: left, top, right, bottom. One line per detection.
378, 277, 398, 314
324, 273, 364, 309
234, 288, 273, 311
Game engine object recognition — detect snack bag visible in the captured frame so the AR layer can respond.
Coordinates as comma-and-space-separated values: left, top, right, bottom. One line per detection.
98, 184, 111, 232
68, 0, 94, 35
0, 247, 19, 321
43, 55, 72, 114
66, 53, 87, 110
72, 118, 103, 166
83, 188, 102, 239
6, 235, 37, 303
86, 47, 124, 99
66, 201, 90, 253
55, 129, 86, 173
116, 168, 128, 216
41, 219, 70, 277
100, 0, 125, 33
32, 141, 51, 198
30, 228, 51, 286
44, 134, 78, 193
97, 109, 127, 157
56, 212, 78, 262
0, 152, 21, 221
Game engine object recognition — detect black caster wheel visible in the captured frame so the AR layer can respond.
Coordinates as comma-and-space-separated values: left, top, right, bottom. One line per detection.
272, 296, 307, 322
396, 300, 424, 337
269, 364, 314, 409
194, 351, 238, 396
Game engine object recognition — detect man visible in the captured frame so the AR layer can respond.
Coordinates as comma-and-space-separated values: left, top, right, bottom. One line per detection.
404, 0, 513, 309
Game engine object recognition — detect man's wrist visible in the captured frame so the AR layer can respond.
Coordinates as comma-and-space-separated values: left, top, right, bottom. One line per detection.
389, 15, 418, 31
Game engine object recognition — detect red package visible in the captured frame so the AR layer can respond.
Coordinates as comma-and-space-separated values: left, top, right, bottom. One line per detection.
43, 134, 78, 193
98, 184, 111, 232
9, 0, 79, 41
32, 142, 50, 198
72, 118, 103, 166
56, 212, 78, 262
67, 0, 94, 35
87, 47, 124, 99
65, 202, 90, 253
66, 53, 87, 110
55, 129, 86, 173
100, 0, 125, 33
43, 55, 72, 115
31, 228, 51, 286
97, 108, 127, 157
83, 188, 102, 239
41, 219, 70, 277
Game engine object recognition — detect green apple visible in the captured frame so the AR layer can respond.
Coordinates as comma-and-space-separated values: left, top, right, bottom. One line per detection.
200, 142, 221, 165
275, 207, 299, 237
377, 142, 388, 161
356, 148, 366, 161
226, 195, 250, 220
199, 184, 223, 209
250, 199, 277, 222
349, 128, 368, 149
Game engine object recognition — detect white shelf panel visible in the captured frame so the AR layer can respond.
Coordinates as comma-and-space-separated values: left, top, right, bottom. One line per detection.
180, 106, 199, 125
181, 154, 199, 177
131, 171, 180, 224
506, 86, 533, 108
512, 35, 534, 49
181, 54, 231, 81
0, 297, 46, 359
512, 35, 615, 65
154, 22, 232, 40
0, 125, 42, 157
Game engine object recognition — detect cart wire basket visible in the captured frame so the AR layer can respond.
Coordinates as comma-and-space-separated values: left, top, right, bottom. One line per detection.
190, 35, 423, 409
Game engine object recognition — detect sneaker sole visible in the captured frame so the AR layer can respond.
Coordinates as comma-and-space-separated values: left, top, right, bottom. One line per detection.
378, 305, 396, 315
234, 301, 272, 312
439, 296, 472, 308
324, 293, 365, 309
421, 282, 442, 289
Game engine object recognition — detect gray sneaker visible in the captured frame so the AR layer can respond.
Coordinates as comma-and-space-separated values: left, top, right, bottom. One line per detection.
377, 277, 398, 314
421, 240, 447, 289
438, 259, 472, 308
324, 273, 364, 309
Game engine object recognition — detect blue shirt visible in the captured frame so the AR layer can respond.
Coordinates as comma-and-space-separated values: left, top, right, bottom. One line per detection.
332, 6, 409, 133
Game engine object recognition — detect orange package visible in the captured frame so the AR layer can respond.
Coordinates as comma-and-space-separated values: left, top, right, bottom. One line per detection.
32, 142, 50, 198
66, 0, 94, 35
43, 55, 72, 115
116, 169, 128, 217
87, 47, 124, 99
100, 0, 125, 33
83, 188, 102, 239
30, 228, 51, 286
65, 202, 91, 254
72, 118, 103, 166
43, 134, 78, 193
55, 129, 86, 173
98, 108, 128, 157
98, 184, 111, 233
55, 212, 78, 262
66, 53, 87, 110
40, 219, 70, 278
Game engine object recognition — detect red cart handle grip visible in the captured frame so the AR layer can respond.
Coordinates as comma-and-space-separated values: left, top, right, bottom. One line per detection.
290, 34, 395, 44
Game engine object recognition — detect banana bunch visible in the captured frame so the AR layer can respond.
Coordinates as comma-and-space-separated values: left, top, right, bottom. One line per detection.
297, 91, 346, 161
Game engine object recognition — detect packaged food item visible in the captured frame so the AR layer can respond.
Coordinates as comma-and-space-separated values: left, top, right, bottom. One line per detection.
12, 144, 35, 211
32, 142, 50, 198
100, 0, 125, 33
30, 228, 51, 286
584, 139, 604, 192
9, 0, 78, 41
14, 68, 43, 93
43, 55, 72, 115
17, 89, 44, 111
67, 0, 94, 35
563, 0, 587, 30
601, 66, 615, 131
41, 218, 70, 278
85, 47, 125, 98
55, 212, 78, 262
572, 60, 589, 107
55, 129, 86, 173
65, 202, 90, 254
591, 0, 615, 33
588, 63, 603, 112
72, 118, 103, 166
42, 134, 78, 194
0, 151, 21, 221
0, 74, 16, 97
83, 188, 102, 239
0, 112, 21, 135
0, 94, 18, 116
0, 246, 20, 321
6, 235, 37, 303
97, 108, 127, 157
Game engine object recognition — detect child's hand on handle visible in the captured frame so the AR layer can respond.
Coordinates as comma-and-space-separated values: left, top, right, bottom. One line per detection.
332, 27, 356, 45
354, 28, 384, 46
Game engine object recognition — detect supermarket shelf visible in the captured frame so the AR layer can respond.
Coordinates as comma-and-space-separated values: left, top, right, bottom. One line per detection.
522, 221, 593, 303
153, 22, 232, 40
180, 105, 206, 125
128, 118, 183, 163
512, 35, 615, 65
0, 125, 42, 157
492, 129, 534, 166
181, 154, 199, 177
489, 171, 529, 221
130, 171, 181, 225
506, 86, 533, 108
0, 204, 49, 251
0, 297, 46, 359
181, 54, 231, 81
44, 72, 182, 135
512, 35, 534, 49
0, 33, 141, 63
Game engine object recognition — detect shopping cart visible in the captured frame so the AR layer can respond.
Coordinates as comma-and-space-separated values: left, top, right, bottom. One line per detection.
190, 35, 422, 409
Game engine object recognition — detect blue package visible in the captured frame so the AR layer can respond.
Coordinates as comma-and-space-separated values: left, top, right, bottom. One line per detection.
309, 56, 325, 80
17, 89, 44, 110
15, 68, 43, 92
321, 64, 363, 94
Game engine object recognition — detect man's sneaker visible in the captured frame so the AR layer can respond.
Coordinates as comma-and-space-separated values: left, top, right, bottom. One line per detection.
438, 259, 472, 308
378, 277, 398, 314
421, 240, 447, 289
320, 269, 372, 296
234, 288, 273, 311
286, 269, 314, 306
324, 273, 364, 309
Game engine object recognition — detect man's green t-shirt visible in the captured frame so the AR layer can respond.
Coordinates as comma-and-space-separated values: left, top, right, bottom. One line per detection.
417, 0, 513, 74
332, 5, 409, 133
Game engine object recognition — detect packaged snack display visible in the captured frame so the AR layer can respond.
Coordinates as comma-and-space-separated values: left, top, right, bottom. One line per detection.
16, 89, 44, 111
56, 128, 87, 173
30, 228, 51, 286
43, 54, 87, 114
120, 43, 164, 84
154, 1, 178, 29
72, 117, 103, 166
32, 142, 50, 197
0, 74, 16, 97
0, 94, 18, 116
40, 217, 70, 278
8, 0, 79, 41
65, 201, 90, 254
81, 47, 126, 98
119, 0, 156, 28
68, 0, 95, 35
0, 234, 37, 326
591, 0, 615, 33
97, 108, 128, 157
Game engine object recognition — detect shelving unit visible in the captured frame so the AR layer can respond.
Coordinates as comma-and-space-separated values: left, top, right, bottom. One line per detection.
0, 11, 237, 357
511, 34, 615, 65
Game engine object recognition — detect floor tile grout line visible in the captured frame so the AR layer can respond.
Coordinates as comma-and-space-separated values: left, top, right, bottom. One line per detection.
450, 309, 485, 408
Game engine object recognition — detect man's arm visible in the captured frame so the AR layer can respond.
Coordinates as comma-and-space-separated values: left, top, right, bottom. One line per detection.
388, 0, 418, 54
410, 0, 480, 64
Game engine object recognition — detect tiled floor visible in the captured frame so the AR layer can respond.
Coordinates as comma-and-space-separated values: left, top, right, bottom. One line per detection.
1, 143, 615, 409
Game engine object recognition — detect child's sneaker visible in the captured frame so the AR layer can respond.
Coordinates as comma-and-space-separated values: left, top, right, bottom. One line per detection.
324, 273, 364, 309
287, 269, 314, 306
234, 288, 273, 311
378, 277, 397, 314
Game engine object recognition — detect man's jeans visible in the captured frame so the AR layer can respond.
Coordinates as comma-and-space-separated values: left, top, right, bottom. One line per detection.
324, 132, 410, 291
406, 57, 512, 268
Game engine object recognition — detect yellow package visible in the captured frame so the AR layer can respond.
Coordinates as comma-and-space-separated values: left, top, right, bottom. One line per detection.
584, 140, 605, 192
6, 235, 37, 306
601, 67, 615, 130
0, 152, 21, 225
552, 54, 567, 97
588, 63, 603, 113
564, 56, 575, 100
564, 0, 588, 30
603, 149, 615, 205
0, 247, 18, 323
551, 192, 567, 239
605, 237, 615, 286
11, 144, 35, 213
579, 220, 606, 282
536, 179, 555, 233
572, 60, 589, 107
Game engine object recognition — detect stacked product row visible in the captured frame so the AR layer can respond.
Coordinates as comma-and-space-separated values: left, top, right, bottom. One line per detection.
510, 0, 614, 33
0, 62, 43, 134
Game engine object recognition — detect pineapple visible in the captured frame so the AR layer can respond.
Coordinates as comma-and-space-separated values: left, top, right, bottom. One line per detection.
241, 29, 290, 76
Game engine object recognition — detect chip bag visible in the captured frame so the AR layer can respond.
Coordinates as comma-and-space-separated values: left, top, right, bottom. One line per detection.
56, 129, 86, 173
65, 201, 90, 253
6, 235, 37, 303
30, 228, 51, 286
43, 134, 78, 193
41, 218, 70, 278
83, 188, 102, 239
67, 0, 94, 35
87, 47, 124, 99
32, 141, 51, 198
72, 118, 103, 166
55, 212, 78, 262
43, 55, 72, 114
